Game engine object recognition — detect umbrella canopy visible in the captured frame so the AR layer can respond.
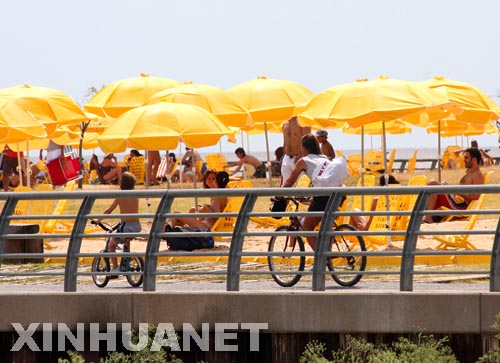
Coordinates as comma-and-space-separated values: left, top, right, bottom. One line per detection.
299, 76, 460, 129
422, 76, 500, 124
84, 73, 179, 118
147, 81, 252, 128
228, 76, 315, 185
97, 102, 233, 152
0, 99, 47, 142
227, 76, 314, 124
343, 120, 412, 135
0, 84, 88, 136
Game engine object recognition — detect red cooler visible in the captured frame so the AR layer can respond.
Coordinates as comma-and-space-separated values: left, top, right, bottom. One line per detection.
46, 155, 82, 186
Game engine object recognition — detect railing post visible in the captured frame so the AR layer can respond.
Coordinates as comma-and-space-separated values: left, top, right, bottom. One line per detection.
227, 193, 257, 291
400, 190, 429, 291
489, 218, 500, 292
64, 195, 96, 292
0, 197, 18, 246
312, 189, 344, 291
143, 191, 174, 291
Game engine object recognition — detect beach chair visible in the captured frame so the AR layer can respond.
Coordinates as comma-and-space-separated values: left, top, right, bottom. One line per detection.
12, 185, 33, 219
347, 154, 362, 177
386, 148, 396, 174
206, 154, 230, 172
437, 170, 493, 223
210, 181, 250, 240
406, 148, 418, 173
30, 184, 55, 249
433, 191, 489, 250
128, 155, 146, 184
442, 145, 464, 169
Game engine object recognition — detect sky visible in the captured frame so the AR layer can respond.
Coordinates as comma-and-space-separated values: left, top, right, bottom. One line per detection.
2, 0, 500, 157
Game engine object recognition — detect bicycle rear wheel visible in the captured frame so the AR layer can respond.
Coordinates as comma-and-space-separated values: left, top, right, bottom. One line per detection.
92, 253, 110, 288
268, 225, 305, 287
124, 257, 144, 287
327, 224, 366, 287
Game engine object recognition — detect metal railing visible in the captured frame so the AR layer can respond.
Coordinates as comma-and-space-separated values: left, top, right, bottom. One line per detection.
0, 185, 499, 292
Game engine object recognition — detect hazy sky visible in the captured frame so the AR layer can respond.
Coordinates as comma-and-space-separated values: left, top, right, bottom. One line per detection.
2, 0, 499, 155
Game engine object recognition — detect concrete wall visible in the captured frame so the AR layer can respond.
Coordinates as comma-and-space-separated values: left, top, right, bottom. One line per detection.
1, 291, 500, 334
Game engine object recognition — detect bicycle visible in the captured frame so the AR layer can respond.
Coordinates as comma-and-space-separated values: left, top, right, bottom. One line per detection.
268, 197, 367, 287
90, 220, 144, 288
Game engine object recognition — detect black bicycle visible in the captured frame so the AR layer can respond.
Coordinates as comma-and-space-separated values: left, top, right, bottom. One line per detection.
268, 197, 367, 287
90, 221, 144, 288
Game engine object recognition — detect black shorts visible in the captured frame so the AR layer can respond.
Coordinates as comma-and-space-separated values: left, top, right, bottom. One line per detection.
308, 195, 347, 212
254, 163, 267, 178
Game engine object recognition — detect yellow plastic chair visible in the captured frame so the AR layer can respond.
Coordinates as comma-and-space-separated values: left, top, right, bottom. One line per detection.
386, 148, 396, 174
437, 170, 493, 223
406, 148, 418, 173
347, 154, 362, 177
206, 154, 229, 172
40, 180, 76, 234
442, 145, 464, 169
128, 156, 146, 184
433, 191, 489, 250
12, 185, 33, 218
31, 184, 55, 249
210, 182, 249, 239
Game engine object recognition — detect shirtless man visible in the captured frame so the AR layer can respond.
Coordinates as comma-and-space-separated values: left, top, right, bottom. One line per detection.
281, 116, 311, 186
423, 148, 484, 223
229, 147, 266, 178
314, 129, 335, 159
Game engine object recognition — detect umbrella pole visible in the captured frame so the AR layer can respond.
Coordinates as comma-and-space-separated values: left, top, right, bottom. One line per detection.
26, 140, 30, 188
166, 150, 171, 190
144, 150, 151, 211
360, 127, 366, 210
193, 148, 199, 212
438, 120, 442, 183
382, 122, 392, 248
16, 143, 24, 187
264, 122, 272, 187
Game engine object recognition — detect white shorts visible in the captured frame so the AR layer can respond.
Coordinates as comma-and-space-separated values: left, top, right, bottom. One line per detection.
280, 155, 296, 186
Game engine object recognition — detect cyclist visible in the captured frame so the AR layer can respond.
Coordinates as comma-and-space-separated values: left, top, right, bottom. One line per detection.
282, 133, 347, 250
96, 171, 142, 274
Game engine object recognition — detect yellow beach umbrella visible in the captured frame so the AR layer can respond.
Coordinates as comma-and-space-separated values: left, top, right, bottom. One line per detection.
300, 76, 459, 129
422, 76, 500, 124
0, 84, 88, 136
228, 76, 314, 124
147, 81, 252, 128
228, 76, 315, 185
84, 73, 179, 118
0, 99, 47, 142
97, 102, 233, 152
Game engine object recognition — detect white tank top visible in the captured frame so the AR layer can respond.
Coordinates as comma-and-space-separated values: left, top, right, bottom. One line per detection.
301, 154, 329, 179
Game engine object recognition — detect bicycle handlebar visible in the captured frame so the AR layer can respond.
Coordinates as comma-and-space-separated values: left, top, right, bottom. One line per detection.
90, 220, 117, 233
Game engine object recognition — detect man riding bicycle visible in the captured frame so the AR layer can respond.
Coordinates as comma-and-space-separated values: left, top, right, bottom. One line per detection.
282, 133, 349, 250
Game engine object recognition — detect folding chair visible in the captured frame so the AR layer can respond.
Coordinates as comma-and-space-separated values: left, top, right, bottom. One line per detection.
433, 192, 488, 250
206, 154, 230, 172
128, 156, 146, 184
406, 148, 418, 173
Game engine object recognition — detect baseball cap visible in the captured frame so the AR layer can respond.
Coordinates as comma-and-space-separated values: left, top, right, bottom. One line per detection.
315, 129, 328, 138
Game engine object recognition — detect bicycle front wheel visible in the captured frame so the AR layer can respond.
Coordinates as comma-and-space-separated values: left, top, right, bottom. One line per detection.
125, 257, 144, 287
268, 225, 305, 287
91, 254, 110, 288
327, 224, 366, 287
